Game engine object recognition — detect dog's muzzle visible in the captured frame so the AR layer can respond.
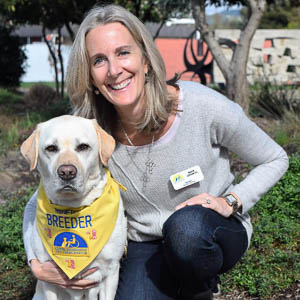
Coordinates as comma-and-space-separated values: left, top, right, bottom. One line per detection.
57, 164, 77, 181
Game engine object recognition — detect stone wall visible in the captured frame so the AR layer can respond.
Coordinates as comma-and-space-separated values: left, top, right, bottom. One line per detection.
213, 29, 300, 84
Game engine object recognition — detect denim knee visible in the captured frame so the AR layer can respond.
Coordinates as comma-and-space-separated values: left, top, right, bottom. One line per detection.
162, 206, 218, 263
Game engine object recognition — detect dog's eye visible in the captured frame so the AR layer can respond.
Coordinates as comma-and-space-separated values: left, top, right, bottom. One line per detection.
76, 143, 90, 152
45, 145, 58, 152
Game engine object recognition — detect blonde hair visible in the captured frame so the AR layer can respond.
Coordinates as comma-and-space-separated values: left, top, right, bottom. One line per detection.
66, 4, 178, 133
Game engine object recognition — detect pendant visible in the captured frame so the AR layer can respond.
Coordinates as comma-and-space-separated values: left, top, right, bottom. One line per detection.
145, 158, 156, 174
141, 158, 156, 192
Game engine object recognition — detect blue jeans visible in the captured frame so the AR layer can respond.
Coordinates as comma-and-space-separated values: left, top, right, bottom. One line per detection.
115, 206, 248, 300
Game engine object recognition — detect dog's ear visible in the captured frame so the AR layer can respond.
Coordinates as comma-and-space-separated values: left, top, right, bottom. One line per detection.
92, 120, 116, 166
20, 128, 40, 171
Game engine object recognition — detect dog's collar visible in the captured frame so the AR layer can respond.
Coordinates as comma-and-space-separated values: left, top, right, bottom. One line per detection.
36, 169, 125, 279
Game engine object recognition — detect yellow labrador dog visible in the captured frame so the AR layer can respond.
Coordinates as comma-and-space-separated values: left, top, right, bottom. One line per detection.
21, 115, 127, 300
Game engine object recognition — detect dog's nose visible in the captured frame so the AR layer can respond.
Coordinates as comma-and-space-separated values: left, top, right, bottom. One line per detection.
57, 164, 77, 181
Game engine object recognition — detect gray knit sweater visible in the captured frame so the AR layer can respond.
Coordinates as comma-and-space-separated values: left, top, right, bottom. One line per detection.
23, 81, 288, 262
108, 81, 289, 245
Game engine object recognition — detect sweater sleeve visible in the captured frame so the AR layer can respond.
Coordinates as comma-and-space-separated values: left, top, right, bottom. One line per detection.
215, 102, 289, 214
22, 190, 38, 265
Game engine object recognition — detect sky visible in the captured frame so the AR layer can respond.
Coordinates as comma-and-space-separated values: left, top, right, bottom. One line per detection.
205, 4, 241, 15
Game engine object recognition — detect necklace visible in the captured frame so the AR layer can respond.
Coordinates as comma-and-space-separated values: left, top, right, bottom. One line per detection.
119, 122, 156, 192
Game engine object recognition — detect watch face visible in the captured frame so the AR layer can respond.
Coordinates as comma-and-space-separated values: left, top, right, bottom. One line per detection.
226, 195, 239, 213
226, 195, 236, 205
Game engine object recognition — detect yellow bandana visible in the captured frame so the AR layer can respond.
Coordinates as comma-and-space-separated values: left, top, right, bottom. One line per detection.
36, 170, 126, 279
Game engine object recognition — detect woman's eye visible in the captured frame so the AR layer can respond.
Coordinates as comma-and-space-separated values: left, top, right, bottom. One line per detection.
76, 143, 90, 152
94, 57, 105, 66
119, 50, 129, 56
45, 145, 58, 152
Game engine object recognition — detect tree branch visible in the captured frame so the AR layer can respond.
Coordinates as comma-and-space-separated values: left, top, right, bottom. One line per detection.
153, 18, 166, 40
192, 0, 230, 79
231, 0, 266, 75
57, 26, 64, 100
42, 24, 59, 95
65, 21, 74, 41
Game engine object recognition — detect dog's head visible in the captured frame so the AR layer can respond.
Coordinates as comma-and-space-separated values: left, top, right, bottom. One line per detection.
21, 115, 115, 204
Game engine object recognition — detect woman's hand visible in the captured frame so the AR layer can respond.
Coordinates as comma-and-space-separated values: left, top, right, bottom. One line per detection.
175, 193, 233, 218
30, 259, 99, 290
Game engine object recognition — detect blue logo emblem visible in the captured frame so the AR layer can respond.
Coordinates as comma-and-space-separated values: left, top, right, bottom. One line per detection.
173, 174, 184, 183
53, 232, 89, 256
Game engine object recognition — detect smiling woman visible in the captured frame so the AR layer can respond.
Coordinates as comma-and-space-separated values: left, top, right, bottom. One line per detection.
86, 22, 148, 118
66, 5, 178, 139
22, 4, 288, 300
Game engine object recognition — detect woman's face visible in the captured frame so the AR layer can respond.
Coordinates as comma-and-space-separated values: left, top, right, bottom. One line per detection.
86, 22, 148, 113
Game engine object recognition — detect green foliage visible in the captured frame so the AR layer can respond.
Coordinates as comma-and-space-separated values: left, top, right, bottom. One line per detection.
250, 81, 300, 120
0, 267, 35, 300
0, 188, 36, 299
260, 3, 300, 29
221, 154, 300, 298
250, 81, 300, 153
0, 87, 70, 154
259, 9, 289, 28
0, 88, 24, 106
0, 190, 30, 269
24, 84, 58, 109
274, 129, 290, 147
0, 25, 27, 88
21, 81, 57, 89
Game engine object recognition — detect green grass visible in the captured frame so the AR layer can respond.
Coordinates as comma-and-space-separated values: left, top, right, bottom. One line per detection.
20, 81, 57, 89
0, 112, 44, 155
0, 87, 70, 154
0, 88, 24, 106
221, 153, 300, 298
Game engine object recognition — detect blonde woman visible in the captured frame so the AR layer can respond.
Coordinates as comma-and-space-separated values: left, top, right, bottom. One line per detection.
23, 4, 288, 300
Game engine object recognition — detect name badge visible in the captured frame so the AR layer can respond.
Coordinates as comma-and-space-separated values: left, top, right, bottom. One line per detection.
170, 165, 204, 190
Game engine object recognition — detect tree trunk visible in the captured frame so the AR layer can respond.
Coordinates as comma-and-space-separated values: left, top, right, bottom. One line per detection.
191, 0, 267, 113
226, 73, 250, 113
57, 27, 64, 100
65, 22, 74, 41
42, 25, 59, 96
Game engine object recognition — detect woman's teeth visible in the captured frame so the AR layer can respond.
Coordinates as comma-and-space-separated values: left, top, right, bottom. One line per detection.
110, 79, 131, 90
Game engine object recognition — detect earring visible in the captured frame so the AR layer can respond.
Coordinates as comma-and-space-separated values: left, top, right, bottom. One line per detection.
94, 89, 100, 95
145, 72, 150, 84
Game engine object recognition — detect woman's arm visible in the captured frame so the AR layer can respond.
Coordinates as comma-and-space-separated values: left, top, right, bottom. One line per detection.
219, 106, 289, 214
176, 85, 288, 217
23, 191, 99, 289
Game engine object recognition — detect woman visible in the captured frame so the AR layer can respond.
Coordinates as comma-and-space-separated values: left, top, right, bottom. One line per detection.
23, 4, 289, 300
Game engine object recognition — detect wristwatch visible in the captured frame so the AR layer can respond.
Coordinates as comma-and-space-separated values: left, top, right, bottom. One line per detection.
224, 194, 239, 214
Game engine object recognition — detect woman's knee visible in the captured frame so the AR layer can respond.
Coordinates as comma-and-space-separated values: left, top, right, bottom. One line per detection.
163, 205, 209, 237
162, 206, 223, 279
162, 206, 215, 258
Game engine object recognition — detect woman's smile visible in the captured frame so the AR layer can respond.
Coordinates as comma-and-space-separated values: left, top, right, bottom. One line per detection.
108, 78, 132, 91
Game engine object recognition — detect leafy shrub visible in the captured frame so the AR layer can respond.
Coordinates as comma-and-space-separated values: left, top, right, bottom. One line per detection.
250, 81, 300, 120
0, 88, 24, 106
0, 188, 36, 299
0, 25, 27, 87
40, 95, 72, 119
24, 84, 58, 109
222, 153, 300, 298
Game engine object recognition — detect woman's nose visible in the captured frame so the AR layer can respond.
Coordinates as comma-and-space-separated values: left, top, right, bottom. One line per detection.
108, 59, 122, 77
